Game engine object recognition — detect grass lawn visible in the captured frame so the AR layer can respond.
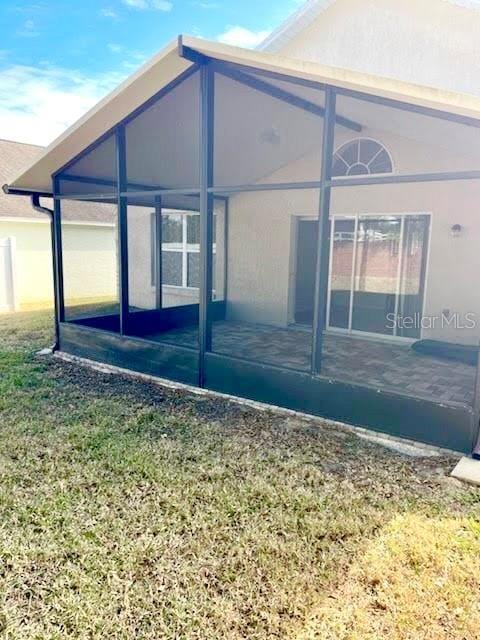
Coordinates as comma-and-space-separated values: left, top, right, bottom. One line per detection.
0, 309, 479, 639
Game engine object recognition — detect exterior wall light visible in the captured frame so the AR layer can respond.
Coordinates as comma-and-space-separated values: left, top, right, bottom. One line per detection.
451, 224, 463, 238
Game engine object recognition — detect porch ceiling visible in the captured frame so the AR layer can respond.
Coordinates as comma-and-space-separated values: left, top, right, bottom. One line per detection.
7, 35, 480, 194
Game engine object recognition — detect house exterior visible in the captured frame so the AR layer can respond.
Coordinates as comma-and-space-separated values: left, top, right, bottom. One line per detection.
0, 139, 117, 311
259, 0, 480, 96
5, 26, 480, 454
245, 0, 480, 348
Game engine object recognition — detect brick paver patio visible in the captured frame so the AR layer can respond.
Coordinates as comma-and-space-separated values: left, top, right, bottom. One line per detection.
146, 321, 476, 406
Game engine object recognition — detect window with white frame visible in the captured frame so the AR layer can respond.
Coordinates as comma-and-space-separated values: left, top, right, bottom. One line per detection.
151, 211, 216, 290
332, 138, 393, 177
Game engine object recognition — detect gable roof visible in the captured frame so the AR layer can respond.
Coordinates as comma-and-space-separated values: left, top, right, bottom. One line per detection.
258, 0, 480, 53
0, 139, 114, 224
7, 35, 480, 195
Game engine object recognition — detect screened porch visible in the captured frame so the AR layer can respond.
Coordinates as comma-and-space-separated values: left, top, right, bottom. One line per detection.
47, 39, 480, 453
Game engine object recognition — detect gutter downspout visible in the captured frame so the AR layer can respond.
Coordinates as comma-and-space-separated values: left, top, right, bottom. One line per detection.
30, 194, 59, 352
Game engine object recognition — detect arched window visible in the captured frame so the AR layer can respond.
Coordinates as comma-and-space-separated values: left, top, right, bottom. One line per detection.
332, 138, 393, 177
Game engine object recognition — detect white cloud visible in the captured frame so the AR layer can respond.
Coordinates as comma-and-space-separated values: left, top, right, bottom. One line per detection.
108, 43, 123, 53
17, 18, 40, 38
0, 64, 125, 146
152, 0, 173, 9
217, 26, 271, 49
192, 1, 220, 8
100, 8, 118, 18
122, 0, 173, 9
122, 0, 148, 7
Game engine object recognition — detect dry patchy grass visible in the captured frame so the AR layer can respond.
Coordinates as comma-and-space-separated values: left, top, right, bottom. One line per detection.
297, 514, 480, 639
0, 310, 479, 639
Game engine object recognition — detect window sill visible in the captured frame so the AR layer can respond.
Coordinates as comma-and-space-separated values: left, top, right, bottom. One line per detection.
151, 286, 217, 298
157, 286, 198, 297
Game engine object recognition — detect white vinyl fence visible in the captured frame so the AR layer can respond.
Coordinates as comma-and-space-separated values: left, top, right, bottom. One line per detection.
0, 237, 17, 312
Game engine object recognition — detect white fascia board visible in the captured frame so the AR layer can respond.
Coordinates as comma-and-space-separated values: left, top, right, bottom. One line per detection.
258, 0, 338, 53
0, 216, 115, 228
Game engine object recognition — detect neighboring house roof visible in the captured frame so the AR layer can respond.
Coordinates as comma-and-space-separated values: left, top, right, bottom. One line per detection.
7, 35, 480, 195
258, 0, 480, 52
0, 139, 45, 220
0, 138, 114, 224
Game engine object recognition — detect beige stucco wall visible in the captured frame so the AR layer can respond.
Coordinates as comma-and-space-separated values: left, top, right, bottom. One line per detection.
0, 221, 53, 307
62, 223, 117, 307
2, 206, 225, 313
276, 0, 480, 96
227, 125, 480, 345
0, 220, 116, 308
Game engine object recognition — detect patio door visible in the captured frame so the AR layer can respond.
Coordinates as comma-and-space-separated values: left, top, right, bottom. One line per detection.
294, 214, 430, 339
328, 214, 430, 339
294, 219, 319, 324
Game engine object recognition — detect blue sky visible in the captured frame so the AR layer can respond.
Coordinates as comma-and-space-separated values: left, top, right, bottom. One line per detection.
0, 0, 302, 145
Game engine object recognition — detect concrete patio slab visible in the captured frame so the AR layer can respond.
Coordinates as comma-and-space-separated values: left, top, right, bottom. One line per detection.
451, 457, 480, 486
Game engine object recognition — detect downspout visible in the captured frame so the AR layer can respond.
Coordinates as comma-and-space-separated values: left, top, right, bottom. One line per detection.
30, 194, 60, 351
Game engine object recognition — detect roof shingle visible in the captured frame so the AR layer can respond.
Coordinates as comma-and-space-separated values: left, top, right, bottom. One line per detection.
0, 138, 115, 224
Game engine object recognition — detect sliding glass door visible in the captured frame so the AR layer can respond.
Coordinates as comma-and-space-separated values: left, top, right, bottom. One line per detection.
396, 216, 430, 338
327, 214, 430, 339
351, 217, 401, 336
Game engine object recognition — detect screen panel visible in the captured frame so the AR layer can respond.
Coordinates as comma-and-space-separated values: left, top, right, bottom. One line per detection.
57, 134, 117, 197
60, 198, 119, 323
125, 70, 200, 191
213, 70, 326, 188
333, 93, 480, 179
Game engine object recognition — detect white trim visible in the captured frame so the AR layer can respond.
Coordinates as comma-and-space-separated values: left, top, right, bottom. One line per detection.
9, 237, 18, 312
0, 216, 115, 228
0, 236, 18, 312
162, 284, 199, 296
333, 137, 395, 177
62, 220, 116, 228
160, 210, 216, 290
258, 0, 337, 52
182, 215, 188, 288
0, 217, 50, 225
327, 325, 414, 345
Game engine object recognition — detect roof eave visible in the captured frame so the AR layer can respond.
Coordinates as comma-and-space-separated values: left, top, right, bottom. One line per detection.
2, 183, 52, 198
8, 34, 480, 193
258, 0, 337, 52
8, 37, 187, 193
